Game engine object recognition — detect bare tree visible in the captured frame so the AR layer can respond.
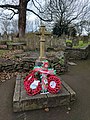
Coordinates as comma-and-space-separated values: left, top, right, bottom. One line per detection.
0, 0, 52, 37
76, 20, 90, 36
0, 13, 18, 34
44, 0, 90, 36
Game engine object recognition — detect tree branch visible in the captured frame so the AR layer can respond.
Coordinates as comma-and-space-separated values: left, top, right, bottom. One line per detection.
27, 0, 31, 4
32, 0, 43, 13
27, 9, 52, 22
7, 8, 19, 20
0, 4, 19, 10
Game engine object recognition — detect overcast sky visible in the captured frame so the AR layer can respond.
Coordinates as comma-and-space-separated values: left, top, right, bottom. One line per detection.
0, 0, 90, 34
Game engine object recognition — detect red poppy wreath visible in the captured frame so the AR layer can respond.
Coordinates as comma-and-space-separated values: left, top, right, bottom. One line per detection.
47, 75, 61, 94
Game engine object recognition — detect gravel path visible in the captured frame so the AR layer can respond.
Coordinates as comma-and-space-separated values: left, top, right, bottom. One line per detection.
0, 59, 90, 120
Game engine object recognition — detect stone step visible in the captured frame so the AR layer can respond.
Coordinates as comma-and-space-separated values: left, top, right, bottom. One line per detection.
13, 75, 76, 112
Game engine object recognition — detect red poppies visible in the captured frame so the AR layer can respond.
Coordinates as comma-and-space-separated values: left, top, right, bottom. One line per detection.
24, 70, 61, 96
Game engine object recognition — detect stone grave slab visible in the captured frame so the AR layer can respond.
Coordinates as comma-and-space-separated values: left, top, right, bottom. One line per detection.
13, 75, 76, 112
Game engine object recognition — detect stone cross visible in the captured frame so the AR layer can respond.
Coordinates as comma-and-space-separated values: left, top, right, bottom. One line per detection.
36, 24, 51, 61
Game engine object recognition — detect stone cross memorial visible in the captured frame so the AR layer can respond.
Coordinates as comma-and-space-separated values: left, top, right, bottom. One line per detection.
36, 24, 50, 61
13, 24, 76, 112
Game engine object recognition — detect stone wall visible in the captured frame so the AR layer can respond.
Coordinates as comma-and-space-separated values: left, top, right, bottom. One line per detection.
65, 45, 90, 60
0, 52, 68, 75
24, 34, 66, 51
0, 57, 35, 72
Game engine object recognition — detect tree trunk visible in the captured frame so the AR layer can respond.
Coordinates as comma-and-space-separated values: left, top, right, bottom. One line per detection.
18, 0, 27, 38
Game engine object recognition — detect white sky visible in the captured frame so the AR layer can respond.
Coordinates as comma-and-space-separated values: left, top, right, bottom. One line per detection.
27, 13, 37, 21
0, 0, 90, 34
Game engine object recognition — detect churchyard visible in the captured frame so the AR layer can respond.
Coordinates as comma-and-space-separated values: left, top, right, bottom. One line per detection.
0, 24, 90, 94
0, 24, 90, 89
0, 24, 90, 120
0, 25, 75, 111
0, 0, 90, 119
0, 29, 90, 81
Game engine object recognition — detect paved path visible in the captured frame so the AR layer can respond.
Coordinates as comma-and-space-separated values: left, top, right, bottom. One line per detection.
0, 59, 90, 120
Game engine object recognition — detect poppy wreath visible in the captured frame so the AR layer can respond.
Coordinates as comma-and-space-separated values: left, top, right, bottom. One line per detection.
47, 75, 61, 94
24, 70, 42, 96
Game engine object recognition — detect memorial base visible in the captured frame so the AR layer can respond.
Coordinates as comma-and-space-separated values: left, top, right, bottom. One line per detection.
13, 75, 76, 112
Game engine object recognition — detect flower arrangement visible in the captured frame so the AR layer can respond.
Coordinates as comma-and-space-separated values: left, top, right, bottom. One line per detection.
24, 60, 61, 96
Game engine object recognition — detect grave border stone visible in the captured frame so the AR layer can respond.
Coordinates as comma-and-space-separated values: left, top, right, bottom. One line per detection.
13, 75, 76, 112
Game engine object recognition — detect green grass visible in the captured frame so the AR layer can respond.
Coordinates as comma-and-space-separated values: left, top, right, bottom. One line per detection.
73, 41, 90, 48
66, 40, 72, 43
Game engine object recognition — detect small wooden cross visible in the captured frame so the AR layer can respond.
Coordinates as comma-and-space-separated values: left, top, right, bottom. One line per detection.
36, 24, 51, 61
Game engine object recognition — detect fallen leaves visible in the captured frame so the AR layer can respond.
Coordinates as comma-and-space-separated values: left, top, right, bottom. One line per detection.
0, 71, 15, 83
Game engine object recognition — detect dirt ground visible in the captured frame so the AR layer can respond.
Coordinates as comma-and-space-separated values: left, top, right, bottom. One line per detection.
0, 58, 90, 120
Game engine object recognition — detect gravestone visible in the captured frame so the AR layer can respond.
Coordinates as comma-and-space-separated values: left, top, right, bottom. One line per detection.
8, 34, 13, 41
3, 31, 8, 40
82, 36, 88, 43
72, 37, 79, 46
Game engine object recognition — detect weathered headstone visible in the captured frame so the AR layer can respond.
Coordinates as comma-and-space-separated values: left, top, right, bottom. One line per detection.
82, 36, 88, 43
72, 37, 79, 46
3, 31, 8, 40
8, 34, 13, 41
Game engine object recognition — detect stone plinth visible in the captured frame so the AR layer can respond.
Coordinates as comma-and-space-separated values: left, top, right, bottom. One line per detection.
13, 75, 76, 112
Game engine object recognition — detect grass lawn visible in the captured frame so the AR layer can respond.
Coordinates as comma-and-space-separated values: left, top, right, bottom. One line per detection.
66, 39, 90, 48
73, 41, 90, 48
